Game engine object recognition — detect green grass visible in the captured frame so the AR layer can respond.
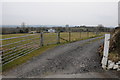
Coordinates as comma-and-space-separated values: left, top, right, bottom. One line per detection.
1, 33, 29, 39
2, 32, 97, 49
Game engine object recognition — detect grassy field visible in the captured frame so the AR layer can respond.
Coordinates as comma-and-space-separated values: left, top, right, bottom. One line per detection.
1, 32, 98, 48
1, 32, 103, 72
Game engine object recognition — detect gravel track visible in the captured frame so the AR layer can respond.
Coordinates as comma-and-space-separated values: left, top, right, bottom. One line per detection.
3, 36, 120, 78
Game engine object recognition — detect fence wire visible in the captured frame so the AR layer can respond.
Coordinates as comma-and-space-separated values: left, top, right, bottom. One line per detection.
1, 32, 100, 65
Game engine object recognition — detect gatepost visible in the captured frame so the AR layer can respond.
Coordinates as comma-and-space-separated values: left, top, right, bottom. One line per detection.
101, 34, 110, 69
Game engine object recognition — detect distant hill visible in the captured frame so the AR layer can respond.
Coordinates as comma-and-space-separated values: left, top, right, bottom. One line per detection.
1, 25, 74, 27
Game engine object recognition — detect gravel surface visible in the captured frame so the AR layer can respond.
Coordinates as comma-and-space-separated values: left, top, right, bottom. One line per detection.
3, 36, 120, 78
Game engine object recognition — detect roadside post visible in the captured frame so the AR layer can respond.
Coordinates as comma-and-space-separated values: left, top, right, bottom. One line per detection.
57, 32, 60, 44
40, 32, 44, 47
69, 32, 71, 42
101, 34, 110, 69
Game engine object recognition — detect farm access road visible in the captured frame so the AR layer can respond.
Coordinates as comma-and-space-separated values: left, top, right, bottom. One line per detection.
3, 36, 120, 78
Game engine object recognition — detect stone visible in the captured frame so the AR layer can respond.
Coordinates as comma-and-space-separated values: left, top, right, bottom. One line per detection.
107, 62, 114, 70
113, 64, 119, 69
117, 61, 120, 64
108, 60, 112, 65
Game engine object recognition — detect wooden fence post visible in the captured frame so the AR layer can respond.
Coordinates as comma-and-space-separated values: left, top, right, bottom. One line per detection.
57, 32, 60, 44
40, 32, 44, 46
69, 32, 71, 42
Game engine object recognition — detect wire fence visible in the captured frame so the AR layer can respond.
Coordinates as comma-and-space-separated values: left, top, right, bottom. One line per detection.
0, 32, 102, 65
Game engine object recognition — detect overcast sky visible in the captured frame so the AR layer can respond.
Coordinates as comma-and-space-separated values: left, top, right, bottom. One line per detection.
1, 2, 118, 27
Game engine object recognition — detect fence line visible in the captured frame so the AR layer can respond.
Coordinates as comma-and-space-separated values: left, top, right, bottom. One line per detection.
2, 42, 39, 59
3, 46, 38, 62
1, 32, 101, 65
2, 39, 39, 55
1, 35, 33, 41
3, 47, 40, 65
2, 41, 35, 54
1, 36, 39, 47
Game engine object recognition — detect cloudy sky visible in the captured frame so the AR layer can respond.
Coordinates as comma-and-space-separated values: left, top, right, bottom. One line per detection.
1, 1, 118, 27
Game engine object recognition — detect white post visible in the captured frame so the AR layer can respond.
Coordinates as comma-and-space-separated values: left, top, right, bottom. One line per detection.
101, 34, 110, 69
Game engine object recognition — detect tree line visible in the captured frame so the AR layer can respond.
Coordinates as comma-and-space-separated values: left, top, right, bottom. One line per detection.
1, 25, 113, 34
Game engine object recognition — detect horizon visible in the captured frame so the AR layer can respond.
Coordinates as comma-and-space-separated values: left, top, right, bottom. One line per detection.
0, 24, 116, 28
